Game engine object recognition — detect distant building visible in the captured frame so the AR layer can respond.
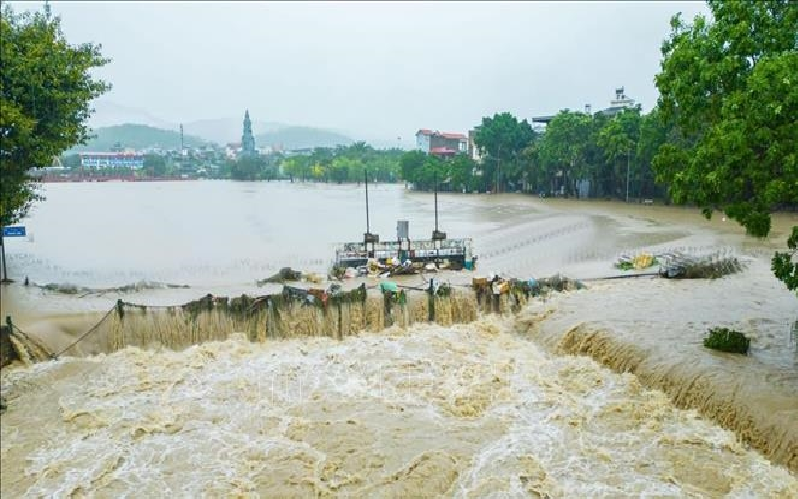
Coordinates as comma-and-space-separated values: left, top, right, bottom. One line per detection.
225, 142, 242, 160
415, 129, 468, 157
600, 87, 638, 117
240, 110, 257, 158
285, 147, 314, 157
79, 152, 144, 170
531, 87, 639, 130
467, 129, 483, 163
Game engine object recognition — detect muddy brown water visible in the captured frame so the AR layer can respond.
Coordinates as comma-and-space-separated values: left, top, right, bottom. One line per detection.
1, 181, 796, 496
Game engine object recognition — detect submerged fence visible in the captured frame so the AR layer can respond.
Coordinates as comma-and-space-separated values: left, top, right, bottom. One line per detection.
1, 278, 581, 367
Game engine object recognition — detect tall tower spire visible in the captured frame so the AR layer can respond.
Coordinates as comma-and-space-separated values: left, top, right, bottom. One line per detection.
241, 110, 256, 158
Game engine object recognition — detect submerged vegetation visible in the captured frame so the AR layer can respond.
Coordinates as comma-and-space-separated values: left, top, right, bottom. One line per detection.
703, 327, 750, 355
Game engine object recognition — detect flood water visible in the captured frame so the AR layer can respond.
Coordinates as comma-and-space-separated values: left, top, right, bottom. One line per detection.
1, 180, 796, 496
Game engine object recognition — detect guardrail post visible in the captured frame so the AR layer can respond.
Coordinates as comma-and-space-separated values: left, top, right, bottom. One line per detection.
337, 299, 343, 340
116, 299, 125, 320
428, 280, 435, 323
360, 283, 367, 331
384, 291, 393, 328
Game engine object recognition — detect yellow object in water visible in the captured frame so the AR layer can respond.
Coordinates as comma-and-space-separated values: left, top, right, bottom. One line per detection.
633, 253, 653, 270
306, 273, 324, 284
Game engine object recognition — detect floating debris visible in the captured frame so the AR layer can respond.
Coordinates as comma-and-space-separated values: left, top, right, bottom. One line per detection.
615, 253, 659, 271
38, 281, 190, 297
256, 267, 303, 286
658, 253, 744, 279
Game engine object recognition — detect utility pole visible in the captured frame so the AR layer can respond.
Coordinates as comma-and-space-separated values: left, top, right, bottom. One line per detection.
625, 146, 631, 203
431, 163, 446, 267
0, 234, 7, 283
365, 168, 370, 236
363, 168, 378, 258
495, 144, 501, 194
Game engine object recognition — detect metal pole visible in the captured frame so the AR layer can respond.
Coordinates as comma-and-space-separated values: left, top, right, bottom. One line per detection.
0, 234, 7, 282
496, 145, 501, 194
434, 167, 440, 267
434, 168, 439, 233
365, 168, 370, 234
625, 149, 630, 203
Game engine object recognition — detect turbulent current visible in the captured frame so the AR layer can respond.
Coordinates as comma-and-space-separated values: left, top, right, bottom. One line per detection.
2, 316, 796, 497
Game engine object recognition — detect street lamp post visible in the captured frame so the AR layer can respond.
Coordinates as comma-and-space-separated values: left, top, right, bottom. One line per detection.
431, 163, 446, 267
364, 168, 379, 258
625, 147, 631, 203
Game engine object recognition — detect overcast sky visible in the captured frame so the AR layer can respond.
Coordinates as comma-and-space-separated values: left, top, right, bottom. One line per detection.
13, 1, 710, 143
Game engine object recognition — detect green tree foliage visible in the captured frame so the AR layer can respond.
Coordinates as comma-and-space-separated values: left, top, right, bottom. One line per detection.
771, 226, 797, 293
653, 0, 798, 292
68, 124, 207, 153
279, 143, 402, 184
474, 112, 536, 192
597, 108, 642, 200
143, 154, 167, 177
398, 151, 479, 192
229, 155, 278, 181
399, 151, 427, 183
636, 108, 673, 200
1, 5, 110, 226
538, 111, 593, 197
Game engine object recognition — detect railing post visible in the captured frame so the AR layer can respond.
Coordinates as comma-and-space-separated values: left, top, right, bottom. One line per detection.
384, 291, 393, 328
428, 280, 435, 323
1, 316, 15, 370
360, 283, 367, 331
337, 299, 343, 340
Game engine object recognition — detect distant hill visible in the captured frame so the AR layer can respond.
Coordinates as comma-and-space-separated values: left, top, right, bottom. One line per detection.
256, 127, 353, 150
88, 100, 177, 130
68, 124, 211, 153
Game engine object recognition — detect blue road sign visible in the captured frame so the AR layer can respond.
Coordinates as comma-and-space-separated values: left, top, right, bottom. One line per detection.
2, 226, 26, 237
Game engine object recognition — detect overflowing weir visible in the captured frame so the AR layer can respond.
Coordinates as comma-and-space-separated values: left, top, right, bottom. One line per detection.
3, 278, 572, 362
2, 266, 794, 475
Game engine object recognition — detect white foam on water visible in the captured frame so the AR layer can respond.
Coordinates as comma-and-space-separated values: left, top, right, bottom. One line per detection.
2, 319, 796, 497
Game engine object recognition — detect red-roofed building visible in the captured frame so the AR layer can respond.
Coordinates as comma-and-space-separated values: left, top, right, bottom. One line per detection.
416, 129, 468, 157
429, 147, 458, 158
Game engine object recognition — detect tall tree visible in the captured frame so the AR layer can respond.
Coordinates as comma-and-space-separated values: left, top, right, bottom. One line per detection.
597, 107, 642, 201
538, 110, 592, 197
399, 151, 427, 184
474, 112, 536, 192
1, 5, 110, 226
143, 154, 167, 177
636, 107, 673, 200
653, 0, 798, 292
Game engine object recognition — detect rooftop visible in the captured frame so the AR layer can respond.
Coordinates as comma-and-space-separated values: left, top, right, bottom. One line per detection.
79, 152, 143, 157
430, 147, 458, 155
416, 129, 467, 139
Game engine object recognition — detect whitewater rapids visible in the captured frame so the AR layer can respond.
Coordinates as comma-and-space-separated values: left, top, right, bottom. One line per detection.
2, 316, 795, 497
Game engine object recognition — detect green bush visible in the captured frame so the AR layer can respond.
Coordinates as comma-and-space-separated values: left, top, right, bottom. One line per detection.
703, 327, 750, 354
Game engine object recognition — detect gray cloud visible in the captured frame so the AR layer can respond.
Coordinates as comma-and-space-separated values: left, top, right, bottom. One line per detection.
12, 1, 710, 144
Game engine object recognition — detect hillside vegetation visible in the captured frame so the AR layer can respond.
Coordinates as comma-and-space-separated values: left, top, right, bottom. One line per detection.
68, 124, 210, 152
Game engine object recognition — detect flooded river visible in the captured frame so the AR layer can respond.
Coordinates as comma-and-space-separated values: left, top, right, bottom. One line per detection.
1, 181, 796, 496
